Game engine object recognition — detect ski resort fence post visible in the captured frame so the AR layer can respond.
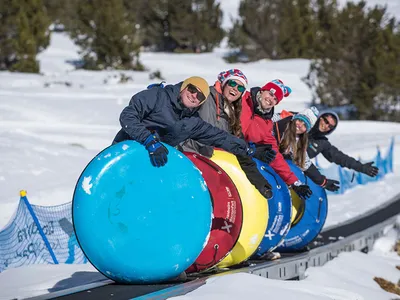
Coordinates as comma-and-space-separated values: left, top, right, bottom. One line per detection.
20, 190, 59, 265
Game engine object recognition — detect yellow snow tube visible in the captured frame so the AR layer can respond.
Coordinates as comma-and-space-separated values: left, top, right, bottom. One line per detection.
210, 150, 269, 268
290, 190, 305, 226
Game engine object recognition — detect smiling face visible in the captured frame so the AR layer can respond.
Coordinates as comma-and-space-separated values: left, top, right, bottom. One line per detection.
222, 79, 244, 103
295, 119, 307, 135
259, 90, 278, 110
180, 85, 203, 108
318, 114, 337, 133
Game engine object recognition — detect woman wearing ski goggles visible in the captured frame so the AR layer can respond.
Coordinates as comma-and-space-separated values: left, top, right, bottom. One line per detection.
180, 69, 275, 200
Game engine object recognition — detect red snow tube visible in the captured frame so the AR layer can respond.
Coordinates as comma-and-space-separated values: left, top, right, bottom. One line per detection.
184, 152, 243, 273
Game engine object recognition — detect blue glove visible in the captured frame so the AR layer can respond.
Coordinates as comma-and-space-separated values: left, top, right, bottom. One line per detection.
147, 81, 166, 89
247, 142, 256, 156
143, 134, 169, 167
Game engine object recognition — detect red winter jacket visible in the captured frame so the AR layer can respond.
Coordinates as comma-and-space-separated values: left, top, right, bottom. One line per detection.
240, 88, 298, 185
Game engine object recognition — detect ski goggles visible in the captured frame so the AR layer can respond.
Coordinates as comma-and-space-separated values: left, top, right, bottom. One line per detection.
227, 80, 246, 93
187, 84, 206, 102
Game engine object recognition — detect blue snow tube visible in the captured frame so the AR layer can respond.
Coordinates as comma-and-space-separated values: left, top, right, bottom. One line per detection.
276, 160, 328, 252
252, 159, 292, 258
72, 141, 212, 283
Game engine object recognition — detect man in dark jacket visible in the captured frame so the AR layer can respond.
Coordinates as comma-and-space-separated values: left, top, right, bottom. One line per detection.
113, 76, 254, 167
307, 111, 379, 179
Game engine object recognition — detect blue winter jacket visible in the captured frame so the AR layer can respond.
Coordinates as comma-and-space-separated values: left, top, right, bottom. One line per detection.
112, 82, 249, 156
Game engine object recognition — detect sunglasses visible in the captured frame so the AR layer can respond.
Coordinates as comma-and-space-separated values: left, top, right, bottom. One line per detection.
227, 80, 246, 93
322, 116, 335, 129
187, 84, 206, 102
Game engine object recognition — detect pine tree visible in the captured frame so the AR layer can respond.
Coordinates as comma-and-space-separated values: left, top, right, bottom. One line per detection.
10, 5, 39, 73
70, 0, 142, 70
305, 2, 400, 121
228, 0, 318, 61
135, 0, 188, 51
190, 0, 225, 52
277, 0, 316, 58
136, 0, 224, 52
228, 0, 282, 60
43, 0, 79, 31
313, 0, 339, 57
0, 0, 50, 73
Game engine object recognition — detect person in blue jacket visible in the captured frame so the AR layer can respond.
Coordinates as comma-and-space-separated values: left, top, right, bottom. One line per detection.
112, 76, 255, 167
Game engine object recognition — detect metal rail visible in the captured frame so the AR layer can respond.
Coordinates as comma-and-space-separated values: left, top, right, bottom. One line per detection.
25, 193, 400, 300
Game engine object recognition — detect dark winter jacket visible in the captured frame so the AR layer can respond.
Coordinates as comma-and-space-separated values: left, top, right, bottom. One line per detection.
307, 112, 364, 172
180, 82, 273, 195
272, 116, 327, 186
112, 82, 249, 156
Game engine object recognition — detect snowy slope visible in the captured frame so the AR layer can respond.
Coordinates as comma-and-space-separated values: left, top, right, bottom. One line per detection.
1, 31, 399, 229
0, 1, 400, 298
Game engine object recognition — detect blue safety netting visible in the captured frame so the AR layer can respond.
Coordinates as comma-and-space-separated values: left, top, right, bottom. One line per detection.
0, 197, 86, 273
315, 137, 395, 194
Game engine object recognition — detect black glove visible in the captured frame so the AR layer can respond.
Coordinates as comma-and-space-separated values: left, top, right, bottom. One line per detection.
143, 134, 169, 167
291, 183, 312, 200
254, 144, 277, 165
322, 179, 340, 192
257, 183, 273, 199
282, 153, 293, 160
222, 137, 254, 157
360, 162, 379, 177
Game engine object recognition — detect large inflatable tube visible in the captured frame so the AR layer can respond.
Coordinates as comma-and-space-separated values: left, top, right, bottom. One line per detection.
210, 150, 268, 268
251, 159, 292, 258
276, 160, 328, 252
184, 153, 243, 273
72, 141, 212, 283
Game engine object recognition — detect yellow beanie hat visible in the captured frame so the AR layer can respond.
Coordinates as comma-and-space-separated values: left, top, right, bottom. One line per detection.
180, 76, 210, 100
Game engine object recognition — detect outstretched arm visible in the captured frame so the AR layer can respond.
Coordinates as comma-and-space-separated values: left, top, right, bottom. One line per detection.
162, 117, 250, 156
320, 140, 364, 171
322, 141, 379, 177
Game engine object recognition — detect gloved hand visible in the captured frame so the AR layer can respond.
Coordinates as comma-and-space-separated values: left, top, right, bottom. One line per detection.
143, 134, 169, 167
223, 137, 253, 156
282, 153, 293, 160
360, 162, 379, 177
291, 182, 312, 200
254, 144, 277, 165
246, 142, 256, 156
322, 179, 340, 192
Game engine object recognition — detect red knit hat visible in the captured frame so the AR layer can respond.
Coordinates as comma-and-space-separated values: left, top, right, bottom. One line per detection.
260, 79, 292, 104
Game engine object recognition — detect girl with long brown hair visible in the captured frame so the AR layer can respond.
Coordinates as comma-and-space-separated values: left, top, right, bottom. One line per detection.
273, 107, 319, 171
272, 107, 339, 191
273, 107, 340, 191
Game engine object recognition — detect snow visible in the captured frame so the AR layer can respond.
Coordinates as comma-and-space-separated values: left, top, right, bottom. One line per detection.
1, 1, 400, 298
0, 264, 105, 300
171, 228, 400, 300
82, 176, 93, 195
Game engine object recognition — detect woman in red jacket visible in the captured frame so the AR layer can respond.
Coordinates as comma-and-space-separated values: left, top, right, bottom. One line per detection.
240, 79, 312, 200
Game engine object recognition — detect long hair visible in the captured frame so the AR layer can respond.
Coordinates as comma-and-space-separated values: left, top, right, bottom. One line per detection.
225, 99, 242, 137
279, 120, 309, 168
